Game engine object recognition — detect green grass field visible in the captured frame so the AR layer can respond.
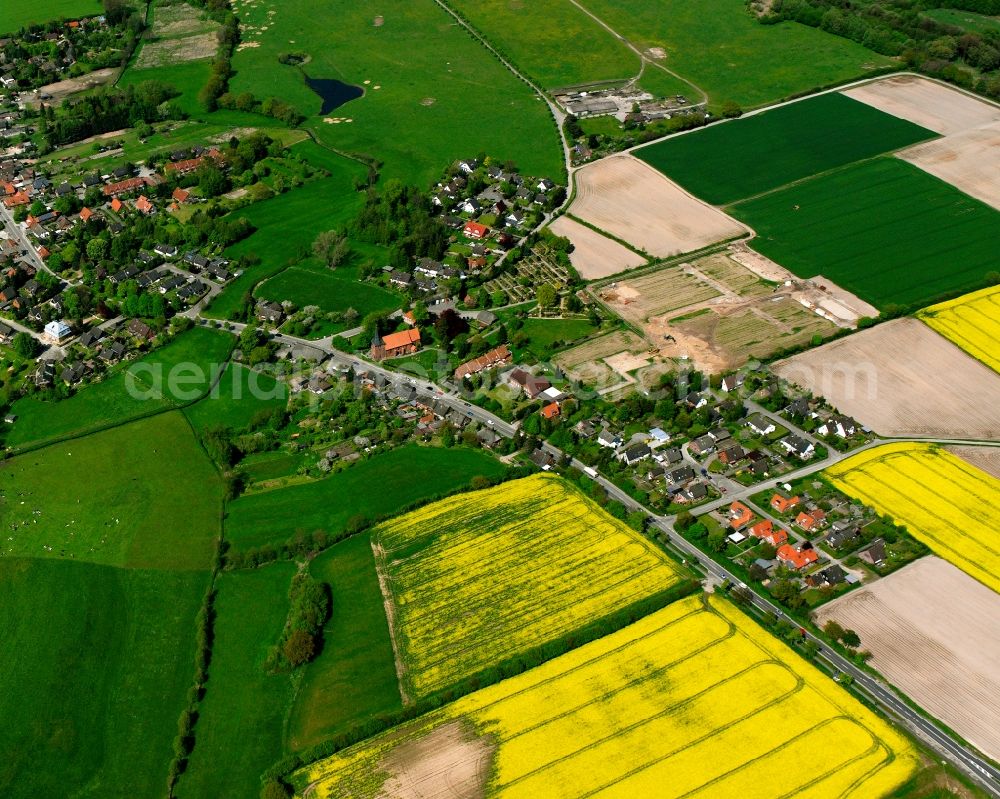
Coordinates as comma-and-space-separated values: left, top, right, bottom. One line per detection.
578, 0, 892, 109
227, 0, 564, 185
924, 8, 1000, 36
637, 92, 936, 204
0, 559, 208, 799
224, 444, 506, 551
0, 0, 101, 32
288, 532, 402, 749
255, 260, 402, 319
446, 0, 639, 89
119, 60, 213, 118
518, 317, 597, 351
177, 562, 297, 799
206, 167, 380, 319
730, 158, 1000, 308
5, 326, 233, 450
0, 412, 222, 569
184, 363, 288, 434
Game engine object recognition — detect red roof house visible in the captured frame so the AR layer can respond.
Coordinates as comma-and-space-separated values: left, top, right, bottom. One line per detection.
463, 220, 489, 240
776, 544, 818, 570
541, 401, 561, 420
795, 509, 827, 532
748, 519, 788, 547
135, 195, 155, 215
728, 501, 754, 530
770, 493, 800, 514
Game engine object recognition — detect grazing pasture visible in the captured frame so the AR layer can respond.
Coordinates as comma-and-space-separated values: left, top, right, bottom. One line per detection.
119, 60, 213, 118
571, 0, 891, 108
288, 533, 403, 749
4, 326, 232, 450
918, 285, 1000, 373
636, 92, 935, 205
730, 158, 1000, 308
775, 319, 1000, 439
374, 474, 685, 697
224, 445, 505, 551
178, 562, 298, 799
446, 0, 639, 89
816, 556, 1000, 762
0, 559, 207, 799
296, 594, 917, 799
0, 0, 101, 32
227, 0, 564, 185
569, 156, 746, 257
827, 443, 1000, 594
0, 412, 223, 570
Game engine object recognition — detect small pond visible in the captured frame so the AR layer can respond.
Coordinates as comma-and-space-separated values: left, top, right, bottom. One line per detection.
306, 77, 364, 114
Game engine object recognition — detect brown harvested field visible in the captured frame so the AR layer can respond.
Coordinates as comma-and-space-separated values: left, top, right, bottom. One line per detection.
899, 122, 1000, 211
548, 215, 646, 279
815, 556, 1000, 762
946, 445, 1000, 480
774, 318, 1000, 438
842, 75, 1000, 136
568, 155, 747, 257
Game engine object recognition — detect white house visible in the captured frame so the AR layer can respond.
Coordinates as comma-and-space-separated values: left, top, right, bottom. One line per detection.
43, 319, 72, 344
746, 413, 776, 436
597, 430, 622, 449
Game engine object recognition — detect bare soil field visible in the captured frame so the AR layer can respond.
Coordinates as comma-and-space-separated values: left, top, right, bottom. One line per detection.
152, 3, 218, 38
842, 75, 1000, 136
378, 720, 493, 799
816, 556, 1000, 762
946, 445, 1000, 480
568, 155, 747, 257
24, 68, 118, 108
549, 216, 645, 279
775, 318, 1000, 438
597, 254, 839, 372
555, 329, 654, 390
899, 122, 1000, 211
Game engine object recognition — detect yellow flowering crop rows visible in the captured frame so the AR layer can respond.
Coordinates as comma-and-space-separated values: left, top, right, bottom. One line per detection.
296, 594, 917, 799
373, 473, 684, 697
827, 442, 1000, 593
918, 285, 1000, 373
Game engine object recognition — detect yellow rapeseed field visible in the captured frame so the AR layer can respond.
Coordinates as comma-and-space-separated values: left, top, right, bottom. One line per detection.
295, 595, 918, 799
827, 442, 1000, 594
918, 285, 1000, 373
372, 473, 685, 698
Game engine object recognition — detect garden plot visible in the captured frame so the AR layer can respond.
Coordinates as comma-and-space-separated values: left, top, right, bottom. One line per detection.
569, 155, 747, 257
816, 556, 1000, 761
135, 31, 219, 67
296, 595, 918, 799
598, 265, 721, 320
775, 318, 1000, 439
549, 216, 646, 279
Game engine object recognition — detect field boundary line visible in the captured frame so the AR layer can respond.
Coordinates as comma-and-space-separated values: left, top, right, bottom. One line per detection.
370, 538, 412, 706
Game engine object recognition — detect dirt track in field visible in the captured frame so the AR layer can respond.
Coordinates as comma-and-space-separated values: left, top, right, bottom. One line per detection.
549, 215, 646, 279
569, 155, 747, 258
816, 556, 1000, 762
774, 318, 1000, 438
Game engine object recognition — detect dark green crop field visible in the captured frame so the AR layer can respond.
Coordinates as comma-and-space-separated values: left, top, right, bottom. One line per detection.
729, 158, 1000, 308
637, 92, 936, 205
